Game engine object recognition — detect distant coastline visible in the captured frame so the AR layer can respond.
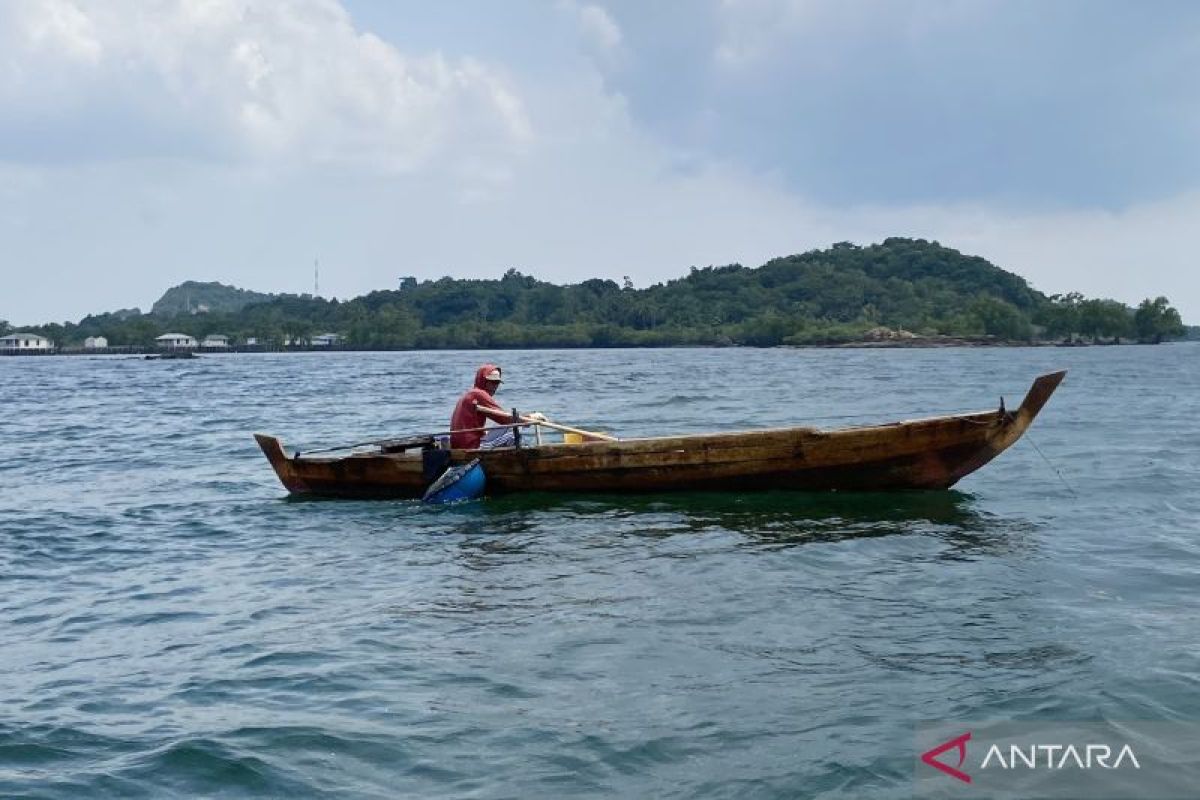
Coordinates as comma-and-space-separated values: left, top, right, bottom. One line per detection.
3, 336, 1190, 358
4, 239, 1190, 351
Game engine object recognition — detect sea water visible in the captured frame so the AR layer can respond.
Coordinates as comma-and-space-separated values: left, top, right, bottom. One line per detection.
2, 346, 1198, 798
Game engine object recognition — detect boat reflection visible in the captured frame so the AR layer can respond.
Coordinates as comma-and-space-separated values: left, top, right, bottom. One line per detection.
284, 485, 1039, 560
453, 489, 1040, 558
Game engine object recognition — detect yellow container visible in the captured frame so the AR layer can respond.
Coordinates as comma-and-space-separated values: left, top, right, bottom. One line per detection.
563, 432, 584, 444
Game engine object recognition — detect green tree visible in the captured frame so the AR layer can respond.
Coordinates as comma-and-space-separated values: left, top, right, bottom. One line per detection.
114, 316, 162, 346
1078, 299, 1133, 341
1034, 292, 1083, 339
968, 296, 1031, 340
734, 311, 797, 346
1133, 296, 1185, 343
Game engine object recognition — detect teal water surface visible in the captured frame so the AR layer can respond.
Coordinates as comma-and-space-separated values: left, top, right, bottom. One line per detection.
2, 346, 1198, 798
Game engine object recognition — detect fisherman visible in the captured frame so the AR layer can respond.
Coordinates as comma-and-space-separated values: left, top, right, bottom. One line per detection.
449, 364, 545, 450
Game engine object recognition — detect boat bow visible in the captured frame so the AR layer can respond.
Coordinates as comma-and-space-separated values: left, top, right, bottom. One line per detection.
937, 369, 1066, 487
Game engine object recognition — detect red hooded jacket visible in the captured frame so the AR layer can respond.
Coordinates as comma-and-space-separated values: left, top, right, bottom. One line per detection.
450, 364, 515, 449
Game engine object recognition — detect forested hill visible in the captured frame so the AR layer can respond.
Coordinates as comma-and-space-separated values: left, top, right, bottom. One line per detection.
16, 238, 1187, 347
150, 281, 275, 315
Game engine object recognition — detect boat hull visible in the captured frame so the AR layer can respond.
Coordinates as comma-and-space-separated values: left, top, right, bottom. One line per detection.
255, 371, 1065, 499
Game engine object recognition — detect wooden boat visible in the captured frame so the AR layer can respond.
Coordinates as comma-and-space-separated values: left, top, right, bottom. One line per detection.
255, 370, 1065, 499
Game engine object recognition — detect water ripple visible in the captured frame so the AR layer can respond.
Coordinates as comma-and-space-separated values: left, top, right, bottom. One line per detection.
1, 346, 1198, 797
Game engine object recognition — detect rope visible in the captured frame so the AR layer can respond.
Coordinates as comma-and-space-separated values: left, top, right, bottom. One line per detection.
1022, 428, 1077, 498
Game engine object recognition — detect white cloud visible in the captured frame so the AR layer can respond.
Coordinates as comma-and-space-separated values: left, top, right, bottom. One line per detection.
577, 4, 622, 52
1, 2, 1196, 327
17, 0, 102, 63
557, 0, 623, 68
0, 0, 530, 172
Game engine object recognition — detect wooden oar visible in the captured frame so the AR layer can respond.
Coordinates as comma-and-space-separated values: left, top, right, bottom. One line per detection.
474, 404, 617, 441
516, 414, 617, 442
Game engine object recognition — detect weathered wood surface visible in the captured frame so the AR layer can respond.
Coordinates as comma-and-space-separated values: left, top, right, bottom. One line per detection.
255, 370, 1066, 498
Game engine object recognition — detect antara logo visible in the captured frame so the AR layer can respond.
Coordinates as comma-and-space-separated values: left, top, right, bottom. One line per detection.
981, 743, 1141, 770
920, 730, 1143, 784
921, 732, 973, 784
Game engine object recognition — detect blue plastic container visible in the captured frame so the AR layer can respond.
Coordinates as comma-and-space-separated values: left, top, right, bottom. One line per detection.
422, 458, 486, 504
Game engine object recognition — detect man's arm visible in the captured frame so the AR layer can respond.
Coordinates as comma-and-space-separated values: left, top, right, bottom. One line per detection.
474, 403, 519, 425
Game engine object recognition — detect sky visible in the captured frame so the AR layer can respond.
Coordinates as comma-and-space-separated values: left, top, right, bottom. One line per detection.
1, 0, 1198, 325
